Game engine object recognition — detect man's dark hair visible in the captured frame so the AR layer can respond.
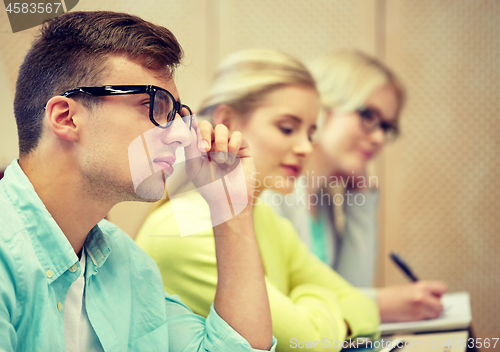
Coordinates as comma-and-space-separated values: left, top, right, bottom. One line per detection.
14, 11, 183, 157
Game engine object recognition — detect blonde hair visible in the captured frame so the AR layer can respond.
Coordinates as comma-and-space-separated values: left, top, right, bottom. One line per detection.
198, 48, 317, 120
152, 49, 316, 210
308, 50, 405, 128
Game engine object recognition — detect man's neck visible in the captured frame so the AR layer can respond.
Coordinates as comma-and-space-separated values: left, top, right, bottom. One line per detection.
19, 154, 115, 256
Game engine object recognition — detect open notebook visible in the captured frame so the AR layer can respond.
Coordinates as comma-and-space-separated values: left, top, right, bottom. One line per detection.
380, 292, 472, 335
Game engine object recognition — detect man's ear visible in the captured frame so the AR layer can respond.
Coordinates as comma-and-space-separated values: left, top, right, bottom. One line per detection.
44, 96, 80, 142
212, 104, 241, 133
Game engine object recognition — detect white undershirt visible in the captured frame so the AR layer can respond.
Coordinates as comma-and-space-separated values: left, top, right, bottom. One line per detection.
63, 248, 104, 352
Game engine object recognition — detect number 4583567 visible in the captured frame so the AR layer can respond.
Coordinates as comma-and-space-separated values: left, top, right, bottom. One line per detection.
6, 3, 62, 14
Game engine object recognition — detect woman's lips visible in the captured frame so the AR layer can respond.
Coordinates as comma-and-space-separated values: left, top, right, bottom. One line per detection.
281, 164, 301, 178
359, 149, 374, 160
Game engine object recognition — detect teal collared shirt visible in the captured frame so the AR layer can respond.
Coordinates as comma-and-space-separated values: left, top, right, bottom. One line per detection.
0, 160, 276, 352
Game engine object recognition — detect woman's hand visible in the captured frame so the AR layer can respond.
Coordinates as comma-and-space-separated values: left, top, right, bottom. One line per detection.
377, 281, 448, 322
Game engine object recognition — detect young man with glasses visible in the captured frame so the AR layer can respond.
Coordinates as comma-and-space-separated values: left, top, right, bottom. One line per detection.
0, 11, 274, 351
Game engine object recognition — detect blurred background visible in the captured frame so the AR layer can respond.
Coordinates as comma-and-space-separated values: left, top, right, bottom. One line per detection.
0, 0, 498, 348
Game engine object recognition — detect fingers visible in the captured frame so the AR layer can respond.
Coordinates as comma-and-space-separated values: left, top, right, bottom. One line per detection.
423, 280, 448, 297
420, 281, 447, 319
197, 120, 214, 152
196, 120, 230, 162
420, 283, 443, 319
420, 295, 444, 319
184, 120, 204, 159
228, 130, 251, 164
192, 121, 252, 166
412, 281, 446, 319
226, 131, 240, 165
213, 124, 229, 163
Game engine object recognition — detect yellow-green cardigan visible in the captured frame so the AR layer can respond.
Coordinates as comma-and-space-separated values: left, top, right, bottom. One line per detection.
135, 191, 379, 351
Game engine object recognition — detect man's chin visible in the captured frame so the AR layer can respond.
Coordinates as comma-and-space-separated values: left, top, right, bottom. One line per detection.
133, 172, 168, 201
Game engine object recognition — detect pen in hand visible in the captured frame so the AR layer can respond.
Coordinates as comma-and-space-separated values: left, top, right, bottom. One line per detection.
390, 252, 419, 282
387, 252, 448, 320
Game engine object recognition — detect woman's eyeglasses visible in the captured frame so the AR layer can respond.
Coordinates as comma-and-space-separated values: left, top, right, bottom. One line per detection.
356, 107, 399, 142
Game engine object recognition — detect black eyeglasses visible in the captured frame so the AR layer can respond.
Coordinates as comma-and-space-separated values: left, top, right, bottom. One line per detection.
356, 107, 399, 142
51, 85, 193, 130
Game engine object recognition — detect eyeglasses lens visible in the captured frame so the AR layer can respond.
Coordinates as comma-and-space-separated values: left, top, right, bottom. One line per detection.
180, 106, 193, 130
358, 108, 398, 141
153, 90, 193, 129
359, 109, 378, 131
153, 90, 175, 127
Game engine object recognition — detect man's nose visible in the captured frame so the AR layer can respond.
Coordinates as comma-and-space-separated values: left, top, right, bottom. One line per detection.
162, 114, 193, 147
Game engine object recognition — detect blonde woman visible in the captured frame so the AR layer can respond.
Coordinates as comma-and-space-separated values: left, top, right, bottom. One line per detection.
262, 50, 447, 322
136, 49, 379, 351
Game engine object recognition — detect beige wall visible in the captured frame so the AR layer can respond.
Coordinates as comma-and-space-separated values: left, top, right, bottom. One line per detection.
382, 0, 500, 345
1, 0, 498, 345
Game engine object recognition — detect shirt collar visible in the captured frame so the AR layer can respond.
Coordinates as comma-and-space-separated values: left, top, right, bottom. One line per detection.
85, 224, 111, 272
2, 160, 110, 282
